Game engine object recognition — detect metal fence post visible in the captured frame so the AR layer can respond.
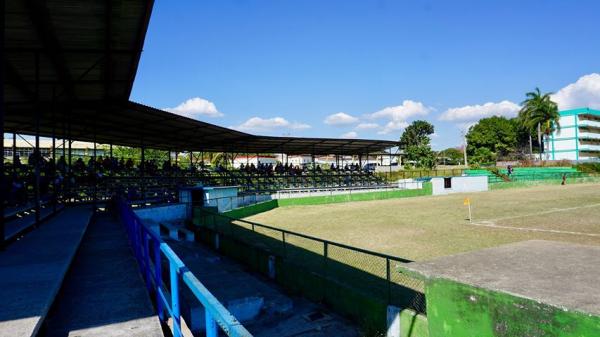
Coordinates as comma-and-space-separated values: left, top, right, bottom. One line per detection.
322, 242, 328, 300
205, 310, 217, 337
154, 240, 164, 320
143, 232, 152, 293
386, 258, 391, 304
169, 260, 182, 337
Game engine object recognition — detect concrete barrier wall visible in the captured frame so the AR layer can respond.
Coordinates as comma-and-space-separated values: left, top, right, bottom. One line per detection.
134, 203, 188, 223
277, 184, 432, 206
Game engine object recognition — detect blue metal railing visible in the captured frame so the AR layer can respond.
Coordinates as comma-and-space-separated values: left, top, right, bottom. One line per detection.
116, 198, 253, 337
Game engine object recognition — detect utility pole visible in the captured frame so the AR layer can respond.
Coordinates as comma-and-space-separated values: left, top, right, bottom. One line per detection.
461, 130, 468, 167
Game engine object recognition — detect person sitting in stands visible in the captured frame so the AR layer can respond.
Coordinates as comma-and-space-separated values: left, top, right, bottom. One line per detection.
125, 158, 134, 171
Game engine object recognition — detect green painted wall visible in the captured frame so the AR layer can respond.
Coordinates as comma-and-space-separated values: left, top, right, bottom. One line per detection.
400, 309, 429, 337
277, 183, 432, 207
223, 199, 279, 219
425, 278, 600, 337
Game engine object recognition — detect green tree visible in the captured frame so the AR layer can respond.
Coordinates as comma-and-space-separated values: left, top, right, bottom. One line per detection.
438, 147, 464, 165
405, 145, 436, 169
518, 87, 560, 158
400, 120, 436, 169
470, 147, 496, 166
108, 146, 168, 163
466, 116, 517, 164
400, 120, 435, 148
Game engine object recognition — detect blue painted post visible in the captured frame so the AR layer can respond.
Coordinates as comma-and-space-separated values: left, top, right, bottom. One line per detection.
170, 260, 182, 337
135, 219, 143, 265
154, 240, 164, 320
143, 232, 152, 293
205, 310, 217, 337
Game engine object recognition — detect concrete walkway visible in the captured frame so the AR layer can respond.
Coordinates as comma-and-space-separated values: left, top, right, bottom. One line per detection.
41, 212, 164, 337
0, 206, 93, 337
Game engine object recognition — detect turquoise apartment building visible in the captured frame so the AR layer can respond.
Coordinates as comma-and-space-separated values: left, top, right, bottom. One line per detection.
549, 108, 600, 161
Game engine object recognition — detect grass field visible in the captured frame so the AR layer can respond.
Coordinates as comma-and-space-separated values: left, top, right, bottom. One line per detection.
245, 182, 600, 261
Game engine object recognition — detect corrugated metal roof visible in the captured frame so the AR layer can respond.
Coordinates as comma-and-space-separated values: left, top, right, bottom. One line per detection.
4, 0, 398, 155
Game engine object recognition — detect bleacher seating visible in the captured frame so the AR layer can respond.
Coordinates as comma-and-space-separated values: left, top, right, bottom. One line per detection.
464, 167, 585, 183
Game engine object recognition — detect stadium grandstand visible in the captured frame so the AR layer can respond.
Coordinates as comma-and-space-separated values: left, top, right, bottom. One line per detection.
0, 1, 400, 337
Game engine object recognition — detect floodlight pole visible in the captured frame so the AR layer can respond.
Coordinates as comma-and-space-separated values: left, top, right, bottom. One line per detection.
461, 130, 468, 167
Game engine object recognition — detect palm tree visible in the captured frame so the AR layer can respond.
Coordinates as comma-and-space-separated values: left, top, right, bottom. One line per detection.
518, 88, 560, 160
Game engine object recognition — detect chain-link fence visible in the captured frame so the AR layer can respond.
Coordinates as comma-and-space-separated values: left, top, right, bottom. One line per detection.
195, 208, 427, 320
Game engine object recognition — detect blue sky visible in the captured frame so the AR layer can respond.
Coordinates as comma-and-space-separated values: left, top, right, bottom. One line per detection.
131, 0, 600, 150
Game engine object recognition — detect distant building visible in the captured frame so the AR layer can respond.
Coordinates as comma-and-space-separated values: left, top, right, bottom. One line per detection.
549, 108, 600, 161
232, 155, 278, 168
3, 139, 106, 162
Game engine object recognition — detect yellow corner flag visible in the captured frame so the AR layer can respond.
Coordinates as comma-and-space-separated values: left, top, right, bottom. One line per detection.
464, 197, 472, 223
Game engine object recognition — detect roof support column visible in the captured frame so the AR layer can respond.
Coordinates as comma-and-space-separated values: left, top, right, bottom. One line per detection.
51, 90, 57, 213
34, 51, 41, 226
311, 151, 316, 188
12, 133, 17, 179
389, 151, 392, 176
141, 144, 145, 202
61, 113, 66, 205
68, 134, 72, 204
0, 2, 5, 247
93, 129, 97, 209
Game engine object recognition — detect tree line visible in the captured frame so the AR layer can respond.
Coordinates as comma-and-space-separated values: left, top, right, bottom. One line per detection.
399, 88, 561, 168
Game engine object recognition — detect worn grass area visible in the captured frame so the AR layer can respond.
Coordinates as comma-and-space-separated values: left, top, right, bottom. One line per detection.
245, 182, 600, 261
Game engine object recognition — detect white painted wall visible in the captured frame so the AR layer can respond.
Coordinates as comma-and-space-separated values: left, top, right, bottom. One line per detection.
431, 176, 488, 195
135, 203, 188, 224
204, 186, 239, 212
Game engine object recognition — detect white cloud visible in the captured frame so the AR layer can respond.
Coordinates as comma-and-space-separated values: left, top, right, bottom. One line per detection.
164, 97, 224, 118
552, 73, 600, 110
233, 117, 311, 133
340, 131, 358, 139
355, 122, 379, 130
368, 100, 431, 135
324, 112, 359, 126
369, 100, 431, 121
378, 120, 409, 135
439, 100, 520, 122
